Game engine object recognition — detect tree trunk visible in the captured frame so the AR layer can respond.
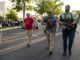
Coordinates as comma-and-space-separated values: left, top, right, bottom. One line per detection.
22, 0, 25, 20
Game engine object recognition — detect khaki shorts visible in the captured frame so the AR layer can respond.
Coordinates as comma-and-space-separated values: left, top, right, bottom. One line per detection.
27, 30, 32, 38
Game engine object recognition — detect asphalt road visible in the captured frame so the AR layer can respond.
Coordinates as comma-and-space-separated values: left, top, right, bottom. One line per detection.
0, 27, 80, 60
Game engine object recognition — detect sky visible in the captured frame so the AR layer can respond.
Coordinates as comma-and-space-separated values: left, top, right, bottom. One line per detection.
0, 0, 80, 11
0, 0, 11, 1
61, 0, 80, 11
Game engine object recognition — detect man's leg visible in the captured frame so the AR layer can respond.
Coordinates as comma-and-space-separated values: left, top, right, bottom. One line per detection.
49, 32, 55, 54
62, 29, 68, 56
68, 30, 75, 55
27, 30, 32, 46
46, 31, 50, 49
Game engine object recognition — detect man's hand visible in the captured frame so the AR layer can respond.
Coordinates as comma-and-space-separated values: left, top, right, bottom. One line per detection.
21, 23, 25, 29
42, 22, 46, 25
59, 21, 64, 26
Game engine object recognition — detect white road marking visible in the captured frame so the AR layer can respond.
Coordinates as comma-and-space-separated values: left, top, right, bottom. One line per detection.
2, 32, 43, 44
2, 31, 42, 41
0, 32, 62, 55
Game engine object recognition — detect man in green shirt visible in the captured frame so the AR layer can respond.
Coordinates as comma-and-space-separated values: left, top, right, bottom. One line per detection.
43, 11, 57, 55
59, 5, 77, 56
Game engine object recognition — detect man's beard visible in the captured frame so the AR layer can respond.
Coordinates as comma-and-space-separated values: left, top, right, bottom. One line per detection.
65, 10, 69, 12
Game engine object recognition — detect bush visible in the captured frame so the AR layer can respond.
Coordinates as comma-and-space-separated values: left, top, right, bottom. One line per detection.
6, 9, 18, 21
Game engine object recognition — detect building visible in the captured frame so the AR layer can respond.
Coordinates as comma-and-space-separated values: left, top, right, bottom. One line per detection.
0, 0, 12, 20
0, 0, 38, 21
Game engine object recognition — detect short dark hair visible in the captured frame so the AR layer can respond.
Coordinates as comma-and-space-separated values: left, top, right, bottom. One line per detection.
65, 5, 70, 10
47, 11, 52, 14
26, 13, 30, 15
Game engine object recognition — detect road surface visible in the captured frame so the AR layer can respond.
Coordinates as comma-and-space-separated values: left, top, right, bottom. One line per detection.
0, 27, 80, 60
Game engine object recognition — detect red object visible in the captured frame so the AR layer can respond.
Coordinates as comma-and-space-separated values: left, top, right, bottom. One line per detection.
24, 17, 34, 30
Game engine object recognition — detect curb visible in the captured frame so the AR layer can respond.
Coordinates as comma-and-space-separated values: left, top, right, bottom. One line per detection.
0, 26, 21, 32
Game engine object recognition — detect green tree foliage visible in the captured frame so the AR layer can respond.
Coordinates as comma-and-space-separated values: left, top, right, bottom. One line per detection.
10, 0, 33, 19
11, 0, 33, 11
26, 5, 34, 11
0, 16, 4, 21
76, 10, 80, 22
76, 10, 80, 15
35, 0, 64, 15
12, 0, 23, 11
22, 0, 33, 19
6, 9, 18, 21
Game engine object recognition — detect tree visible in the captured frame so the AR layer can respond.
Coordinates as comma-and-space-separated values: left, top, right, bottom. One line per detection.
26, 5, 34, 11
0, 16, 4, 21
35, 0, 64, 15
76, 10, 80, 15
10, 0, 33, 20
76, 10, 80, 22
6, 9, 18, 21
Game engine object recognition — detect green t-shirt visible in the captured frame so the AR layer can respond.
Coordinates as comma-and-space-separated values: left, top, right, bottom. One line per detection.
43, 16, 48, 23
60, 12, 77, 24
